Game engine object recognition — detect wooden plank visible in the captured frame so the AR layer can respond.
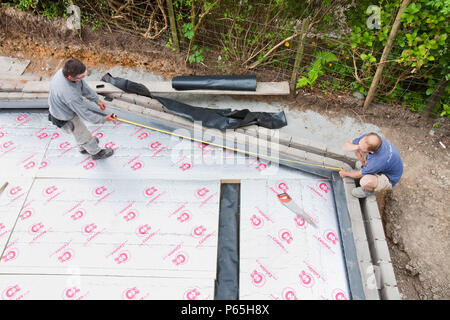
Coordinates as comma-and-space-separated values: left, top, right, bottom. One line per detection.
22, 80, 290, 95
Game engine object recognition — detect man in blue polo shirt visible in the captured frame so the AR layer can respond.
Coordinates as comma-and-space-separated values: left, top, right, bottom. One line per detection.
339, 132, 403, 198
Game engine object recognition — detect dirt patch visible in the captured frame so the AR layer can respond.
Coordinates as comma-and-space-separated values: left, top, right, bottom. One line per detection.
1, 5, 449, 300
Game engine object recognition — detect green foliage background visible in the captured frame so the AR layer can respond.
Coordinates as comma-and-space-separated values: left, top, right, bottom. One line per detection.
4, 0, 450, 116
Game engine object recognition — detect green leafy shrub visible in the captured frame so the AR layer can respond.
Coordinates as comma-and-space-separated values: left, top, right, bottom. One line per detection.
296, 51, 338, 89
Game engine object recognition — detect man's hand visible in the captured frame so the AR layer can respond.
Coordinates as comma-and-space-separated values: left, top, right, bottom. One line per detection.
105, 113, 117, 122
339, 169, 349, 178
339, 169, 363, 179
97, 101, 106, 111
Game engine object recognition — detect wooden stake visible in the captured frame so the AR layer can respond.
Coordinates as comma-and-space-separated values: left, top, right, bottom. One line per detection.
362, 0, 411, 112
166, 0, 180, 52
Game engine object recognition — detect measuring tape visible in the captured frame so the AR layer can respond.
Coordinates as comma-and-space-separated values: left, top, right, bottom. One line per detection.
111, 113, 343, 171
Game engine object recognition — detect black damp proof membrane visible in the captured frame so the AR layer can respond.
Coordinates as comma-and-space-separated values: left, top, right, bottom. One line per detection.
214, 183, 240, 300
171, 75, 257, 91
101, 73, 287, 130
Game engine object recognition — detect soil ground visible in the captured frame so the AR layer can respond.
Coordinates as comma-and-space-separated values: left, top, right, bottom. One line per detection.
1, 5, 449, 300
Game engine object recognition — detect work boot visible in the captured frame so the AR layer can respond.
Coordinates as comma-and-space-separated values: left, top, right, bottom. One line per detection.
92, 148, 114, 160
80, 137, 100, 154
351, 187, 375, 198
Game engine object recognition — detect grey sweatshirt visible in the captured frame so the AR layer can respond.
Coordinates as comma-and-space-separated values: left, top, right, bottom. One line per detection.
48, 69, 105, 124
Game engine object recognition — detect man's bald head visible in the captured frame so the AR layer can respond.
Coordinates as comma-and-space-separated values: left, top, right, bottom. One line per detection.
359, 132, 382, 153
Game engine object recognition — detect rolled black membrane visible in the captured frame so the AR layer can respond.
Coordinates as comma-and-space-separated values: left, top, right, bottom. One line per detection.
172, 75, 257, 91
101, 73, 287, 130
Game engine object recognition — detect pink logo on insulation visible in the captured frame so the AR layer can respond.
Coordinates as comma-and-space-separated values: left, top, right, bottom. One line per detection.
8, 186, 22, 197
20, 208, 34, 220
71, 209, 85, 221
250, 270, 266, 287
136, 224, 152, 236
62, 286, 87, 300
278, 229, 293, 244
184, 288, 201, 300
317, 181, 330, 194
191, 225, 207, 237
332, 289, 348, 300
16, 114, 27, 122
58, 250, 74, 263
1, 248, 18, 263
104, 141, 115, 149
30, 222, 44, 234
324, 230, 339, 245
195, 187, 209, 199
122, 287, 149, 300
39, 160, 49, 170
282, 287, 298, 300
143, 186, 158, 197
149, 141, 161, 149
250, 214, 264, 229
2, 285, 29, 300
83, 223, 97, 234
277, 182, 289, 192
177, 210, 192, 223
114, 251, 130, 264
294, 215, 306, 229
172, 251, 188, 266
43, 185, 58, 197
299, 270, 314, 288
1, 140, 14, 149
137, 132, 150, 140
93, 186, 108, 197
58, 141, 71, 150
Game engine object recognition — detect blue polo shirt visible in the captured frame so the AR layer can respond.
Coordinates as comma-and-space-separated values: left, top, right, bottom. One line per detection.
352, 134, 403, 186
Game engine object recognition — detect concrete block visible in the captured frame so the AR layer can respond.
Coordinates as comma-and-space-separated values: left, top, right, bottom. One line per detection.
364, 216, 386, 242
369, 239, 392, 264
128, 103, 144, 114
153, 111, 175, 123
354, 239, 373, 262
109, 99, 129, 111
280, 147, 307, 161
380, 285, 401, 300
361, 196, 382, 221
358, 260, 381, 300
170, 115, 194, 129
289, 135, 310, 149
257, 127, 277, 138
290, 136, 327, 155
325, 144, 348, 161
378, 261, 398, 288
277, 132, 292, 146
141, 108, 159, 118
115, 93, 136, 104
7, 92, 24, 99
0, 80, 20, 91
304, 152, 325, 165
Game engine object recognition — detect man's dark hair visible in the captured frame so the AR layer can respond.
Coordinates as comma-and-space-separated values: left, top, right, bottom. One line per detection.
62, 58, 86, 78
366, 132, 382, 152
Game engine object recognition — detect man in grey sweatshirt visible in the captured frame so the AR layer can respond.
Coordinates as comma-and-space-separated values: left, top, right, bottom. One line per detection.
48, 58, 116, 160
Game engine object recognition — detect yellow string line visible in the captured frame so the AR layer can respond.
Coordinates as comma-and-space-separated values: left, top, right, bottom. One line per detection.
113, 115, 343, 171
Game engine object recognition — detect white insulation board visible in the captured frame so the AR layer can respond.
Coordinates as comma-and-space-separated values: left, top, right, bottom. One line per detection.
240, 179, 350, 300
0, 110, 351, 299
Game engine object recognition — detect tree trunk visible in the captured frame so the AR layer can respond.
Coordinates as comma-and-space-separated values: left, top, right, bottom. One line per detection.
166, 0, 179, 52
423, 78, 449, 119
362, 0, 411, 112
290, 18, 309, 95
